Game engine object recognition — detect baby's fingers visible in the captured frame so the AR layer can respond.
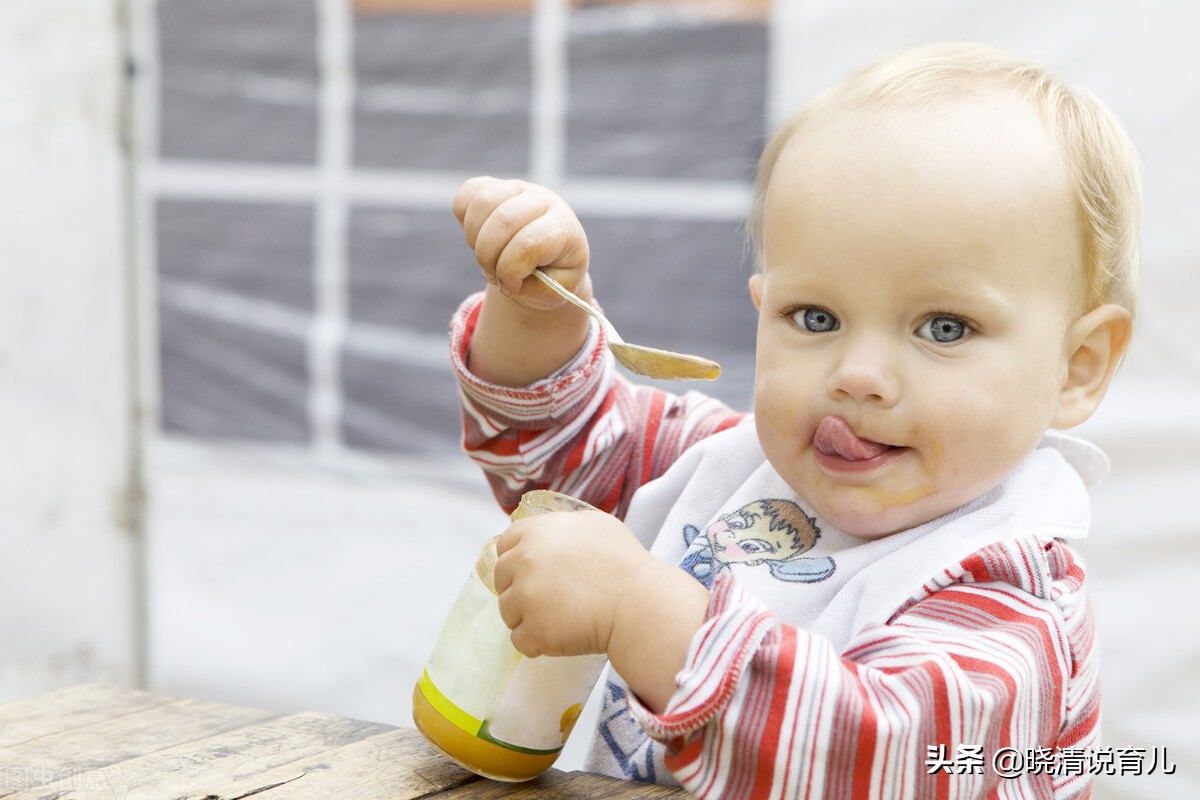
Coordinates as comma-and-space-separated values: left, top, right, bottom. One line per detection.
457, 179, 534, 254
452, 175, 509, 230
471, 190, 553, 281
507, 621, 546, 659
451, 176, 486, 224
493, 215, 588, 297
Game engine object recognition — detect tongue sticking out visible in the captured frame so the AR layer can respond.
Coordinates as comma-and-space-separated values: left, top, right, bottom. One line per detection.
814, 416, 891, 462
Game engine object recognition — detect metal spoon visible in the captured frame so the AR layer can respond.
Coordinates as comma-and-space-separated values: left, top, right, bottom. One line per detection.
533, 269, 721, 381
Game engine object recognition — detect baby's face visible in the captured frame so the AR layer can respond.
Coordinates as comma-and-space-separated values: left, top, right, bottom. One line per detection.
750, 95, 1086, 539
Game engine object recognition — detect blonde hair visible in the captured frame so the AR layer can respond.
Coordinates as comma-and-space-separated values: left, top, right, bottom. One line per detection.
748, 42, 1142, 319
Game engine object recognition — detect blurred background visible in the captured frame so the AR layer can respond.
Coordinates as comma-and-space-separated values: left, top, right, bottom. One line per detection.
1, 0, 1196, 795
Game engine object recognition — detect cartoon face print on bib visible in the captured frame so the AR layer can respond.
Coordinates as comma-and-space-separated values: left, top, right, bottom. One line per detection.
680, 499, 836, 588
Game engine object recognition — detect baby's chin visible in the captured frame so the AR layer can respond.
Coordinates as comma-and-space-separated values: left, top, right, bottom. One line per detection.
770, 452, 1017, 539
805, 494, 952, 541
812, 476, 1021, 539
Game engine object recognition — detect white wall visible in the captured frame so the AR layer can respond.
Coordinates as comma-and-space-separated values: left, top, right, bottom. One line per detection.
0, 1, 138, 699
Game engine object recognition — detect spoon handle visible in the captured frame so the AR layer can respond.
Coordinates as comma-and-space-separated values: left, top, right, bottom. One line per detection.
532, 269, 623, 343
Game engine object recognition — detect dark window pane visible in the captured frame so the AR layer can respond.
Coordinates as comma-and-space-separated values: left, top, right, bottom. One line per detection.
341, 352, 461, 454
567, 5, 767, 180
354, 13, 532, 173
156, 199, 315, 443
156, 200, 316, 310
159, 308, 311, 443
347, 207, 478, 328
342, 206, 482, 453
579, 214, 757, 406
157, 0, 319, 164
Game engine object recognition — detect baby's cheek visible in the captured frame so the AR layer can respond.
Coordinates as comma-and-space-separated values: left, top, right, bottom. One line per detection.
932, 418, 1032, 507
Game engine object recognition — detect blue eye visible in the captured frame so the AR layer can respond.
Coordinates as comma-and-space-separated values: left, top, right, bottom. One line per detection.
794, 307, 839, 333
917, 315, 969, 343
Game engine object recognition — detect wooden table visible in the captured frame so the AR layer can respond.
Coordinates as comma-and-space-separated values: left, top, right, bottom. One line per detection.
0, 684, 689, 799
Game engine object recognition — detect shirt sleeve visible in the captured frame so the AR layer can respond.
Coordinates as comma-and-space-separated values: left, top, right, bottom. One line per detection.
450, 292, 747, 517
626, 537, 1099, 800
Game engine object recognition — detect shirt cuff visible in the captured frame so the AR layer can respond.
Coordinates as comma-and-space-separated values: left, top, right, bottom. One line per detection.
626, 572, 776, 745
449, 292, 611, 428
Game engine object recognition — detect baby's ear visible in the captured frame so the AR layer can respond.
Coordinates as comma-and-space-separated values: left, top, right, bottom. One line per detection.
1053, 304, 1133, 429
748, 273, 764, 310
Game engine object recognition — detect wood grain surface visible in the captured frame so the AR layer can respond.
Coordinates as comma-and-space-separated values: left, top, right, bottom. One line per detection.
0, 685, 688, 799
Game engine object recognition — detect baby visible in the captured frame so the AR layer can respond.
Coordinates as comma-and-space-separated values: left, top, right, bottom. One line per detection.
447, 41, 1139, 799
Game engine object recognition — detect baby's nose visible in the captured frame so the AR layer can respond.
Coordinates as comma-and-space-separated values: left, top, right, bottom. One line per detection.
825, 336, 901, 408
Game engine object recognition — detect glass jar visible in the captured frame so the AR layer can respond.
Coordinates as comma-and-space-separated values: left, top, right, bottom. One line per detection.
412, 490, 609, 781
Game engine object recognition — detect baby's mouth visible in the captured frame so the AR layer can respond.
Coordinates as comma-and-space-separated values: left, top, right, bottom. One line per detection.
813, 416, 897, 462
